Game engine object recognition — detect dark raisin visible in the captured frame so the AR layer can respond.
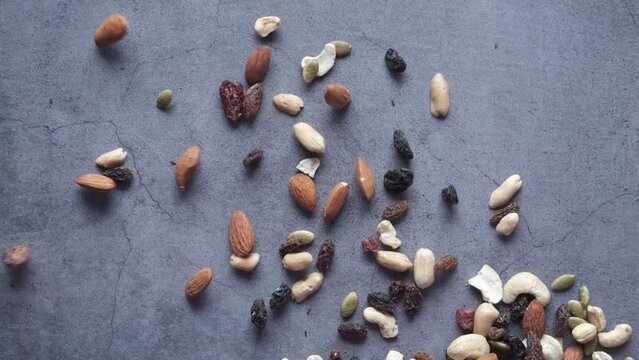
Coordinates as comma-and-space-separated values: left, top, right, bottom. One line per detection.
434, 255, 458, 272
362, 236, 381, 255
413, 352, 434, 360
243, 83, 263, 120
329, 351, 342, 360
279, 241, 303, 257
219, 80, 244, 123
494, 309, 511, 328
367, 292, 395, 314
103, 167, 133, 182
243, 148, 264, 168
504, 335, 526, 359
382, 200, 410, 221
269, 283, 292, 310
337, 323, 367, 341
525, 332, 543, 360
490, 203, 520, 225
510, 295, 534, 321
403, 285, 422, 315
388, 281, 406, 302
316, 240, 335, 273
441, 185, 459, 204
488, 327, 506, 341
455, 307, 475, 332
393, 130, 413, 160
250, 298, 268, 330
553, 304, 570, 337
383, 168, 413, 192
385, 48, 406, 73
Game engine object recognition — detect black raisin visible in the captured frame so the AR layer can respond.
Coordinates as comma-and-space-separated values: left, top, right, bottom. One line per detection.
388, 281, 406, 302
367, 292, 395, 314
383, 168, 413, 192
504, 335, 526, 359
385, 48, 407, 73
279, 241, 303, 257
393, 130, 413, 159
553, 304, 570, 337
490, 203, 520, 225
441, 185, 459, 204
525, 332, 543, 360
316, 240, 335, 273
269, 283, 292, 310
362, 236, 381, 255
103, 167, 133, 182
403, 285, 422, 316
329, 351, 342, 360
494, 309, 511, 328
337, 323, 368, 341
510, 294, 534, 321
250, 298, 268, 330
243, 148, 263, 168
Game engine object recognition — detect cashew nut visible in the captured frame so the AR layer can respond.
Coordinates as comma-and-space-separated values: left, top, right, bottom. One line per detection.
489, 174, 523, 209
254, 16, 281, 37
301, 43, 336, 77
496, 212, 519, 236
572, 323, 598, 344
377, 220, 402, 249
468, 264, 503, 303
502, 272, 550, 306
592, 351, 613, 360
446, 334, 490, 360
229, 253, 260, 271
282, 252, 313, 271
413, 248, 436, 289
598, 324, 632, 348
291, 271, 324, 303
473, 302, 499, 336
363, 306, 398, 338
375, 251, 413, 272
385, 350, 403, 360
587, 305, 607, 332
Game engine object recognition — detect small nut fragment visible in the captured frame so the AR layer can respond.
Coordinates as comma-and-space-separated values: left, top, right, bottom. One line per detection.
569, 299, 587, 319
355, 157, 375, 201
502, 272, 550, 306
598, 324, 632, 348
229, 253, 260, 271
244, 46, 272, 86
539, 335, 564, 360
289, 174, 317, 213
586, 305, 606, 332
377, 220, 401, 249
551, 274, 577, 291
473, 302, 499, 336
375, 251, 413, 272
293, 122, 325, 154
3, 244, 29, 267
430, 73, 450, 118
291, 271, 324, 303
296, 157, 320, 178
446, 334, 490, 360
324, 83, 351, 109
592, 352, 613, 360
185, 267, 213, 298
468, 264, 503, 304
94, 14, 128, 47
282, 252, 313, 271
273, 94, 304, 116
156, 89, 173, 109
340, 291, 358, 318
175, 146, 201, 192
75, 174, 117, 192
578, 285, 590, 307
563, 345, 584, 360
572, 323, 598, 344
301, 43, 336, 77
95, 148, 127, 168
363, 306, 398, 338
496, 212, 519, 236
413, 248, 435, 289
302, 59, 319, 83
254, 16, 280, 37
330, 40, 352, 57
489, 174, 523, 209
569, 316, 587, 328
323, 182, 349, 223
385, 350, 403, 360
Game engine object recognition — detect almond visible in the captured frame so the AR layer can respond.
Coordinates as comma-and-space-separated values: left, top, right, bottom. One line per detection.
185, 267, 213, 298
175, 146, 201, 192
324, 83, 351, 109
476, 354, 498, 360
75, 174, 117, 192
94, 14, 128, 47
355, 157, 375, 201
563, 345, 584, 360
228, 210, 256, 257
289, 174, 317, 212
522, 299, 546, 338
245, 46, 272, 86
323, 182, 349, 223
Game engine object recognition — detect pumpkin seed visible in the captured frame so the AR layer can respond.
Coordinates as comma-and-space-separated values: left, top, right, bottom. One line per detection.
569, 316, 587, 328
551, 274, 576, 291
340, 291, 358, 318
302, 59, 319, 83
156, 89, 173, 109
330, 40, 352, 57
584, 336, 598, 356
568, 300, 587, 319
287, 230, 315, 245
579, 285, 590, 307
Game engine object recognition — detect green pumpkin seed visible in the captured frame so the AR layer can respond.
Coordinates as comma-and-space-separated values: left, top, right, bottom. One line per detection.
579, 285, 590, 307
156, 89, 173, 109
569, 316, 587, 328
287, 230, 315, 245
340, 291, 358, 318
568, 299, 587, 319
488, 340, 511, 354
302, 59, 319, 83
551, 274, 576, 291
330, 40, 352, 57
584, 336, 598, 356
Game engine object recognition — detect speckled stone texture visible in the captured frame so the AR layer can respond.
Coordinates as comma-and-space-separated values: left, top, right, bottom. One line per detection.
1, 1, 638, 359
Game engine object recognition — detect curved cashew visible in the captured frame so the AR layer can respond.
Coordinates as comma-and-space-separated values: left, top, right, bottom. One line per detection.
572, 323, 597, 343
301, 43, 336, 77
489, 174, 523, 209
229, 253, 260, 271
592, 351, 613, 360
446, 334, 490, 360
363, 307, 398, 338
468, 264, 503, 303
502, 272, 550, 306
598, 324, 632, 348
473, 302, 499, 336
385, 350, 403, 360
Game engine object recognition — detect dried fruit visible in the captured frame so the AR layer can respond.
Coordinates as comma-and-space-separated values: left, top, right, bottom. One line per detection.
96, 148, 127, 169
383, 168, 413, 192
185, 268, 213, 298
388, 281, 406, 302
273, 94, 304, 115
291, 271, 324, 303
340, 292, 358, 318
330, 40, 352, 57
522, 300, 546, 338
323, 182, 349, 223
3, 244, 29, 267
103, 167, 133, 182
474, 302, 500, 336
296, 157, 320, 178
269, 283, 292, 310
156, 89, 173, 109
282, 252, 313, 271
75, 174, 117, 192
94, 14, 128, 47
324, 83, 351, 109
375, 250, 413, 272
563, 346, 584, 360
382, 200, 410, 221
385, 48, 406, 73
393, 130, 413, 159
441, 185, 459, 204
362, 236, 381, 255
219, 80, 244, 123
435, 255, 458, 272
553, 304, 570, 337
355, 158, 375, 201
510, 295, 534, 321
496, 212, 519, 236
413, 352, 434, 360
245, 47, 272, 86
487, 327, 506, 341
403, 285, 422, 315
489, 174, 523, 209
289, 174, 317, 212
242, 148, 263, 168
243, 83, 264, 119
525, 332, 543, 360
430, 72, 450, 118
489, 203, 520, 225
316, 240, 335, 272
338, 323, 367, 341
175, 146, 201, 192
504, 335, 526, 358
228, 210, 256, 257
301, 43, 336, 77
250, 298, 268, 330
302, 59, 319, 83
329, 350, 342, 360
367, 292, 395, 314
229, 253, 260, 272
551, 274, 577, 291
279, 241, 303, 256
293, 122, 326, 154
254, 16, 280, 37
494, 310, 511, 328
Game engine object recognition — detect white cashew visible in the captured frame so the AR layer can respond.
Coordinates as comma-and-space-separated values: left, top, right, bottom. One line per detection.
296, 158, 320, 178
473, 302, 499, 336
446, 334, 490, 360
301, 43, 336, 77
502, 272, 550, 306
598, 324, 632, 348
375, 251, 413, 272
413, 248, 436, 289
386, 350, 403, 360
468, 264, 503, 303
291, 271, 324, 303
572, 323, 598, 343
229, 253, 260, 271
363, 307, 398, 338
489, 174, 523, 209
587, 305, 607, 332
377, 220, 401, 249
592, 351, 613, 360
496, 212, 519, 236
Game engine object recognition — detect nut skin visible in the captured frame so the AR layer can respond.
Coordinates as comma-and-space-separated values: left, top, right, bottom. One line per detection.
522, 299, 546, 338
288, 174, 317, 212
563, 345, 584, 360
94, 14, 128, 47
3, 245, 29, 267
324, 83, 351, 109
75, 174, 117, 192
228, 210, 256, 258
185, 268, 213, 298
323, 182, 349, 223
242, 83, 263, 119
244, 46, 272, 86
355, 157, 375, 201
175, 146, 201, 192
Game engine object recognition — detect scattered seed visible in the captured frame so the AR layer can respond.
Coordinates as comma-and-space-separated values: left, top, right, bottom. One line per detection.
340, 292, 358, 318
103, 167, 133, 182
569, 316, 587, 328
553, 304, 570, 337
316, 240, 335, 273
568, 299, 587, 319
383, 168, 413, 192
551, 274, 577, 291
302, 59, 319, 83
361, 236, 381, 255
367, 292, 395, 315
219, 80, 244, 123
489, 203, 520, 225
441, 185, 459, 204
242, 148, 264, 168
583, 336, 598, 356
243, 83, 264, 119
578, 286, 590, 307
435, 255, 458, 272
388, 281, 406, 302
287, 230, 315, 245
382, 200, 410, 222
456, 308, 476, 332
393, 130, 413, 159
338, 323, 368, 341
269, 283, 292, 310
3, 244, 30, 268
330, 40, 352, 57
250, 298, 268, 330
156, 89, 173, 109
385, 48, 406, 73
403, 285, 422, 315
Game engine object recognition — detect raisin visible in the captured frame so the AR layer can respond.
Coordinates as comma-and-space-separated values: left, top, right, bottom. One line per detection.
103, 167, 133, 182
269, 283, 292, 310
403, 285, 422, 315
504, 335, 526, 359
490, 203, 520, 225
393, 130, 413, 159
388, 281, 406, 302
316, 240, 335, 273
219, 80, 244, 123
243, 83, 263, 120
488, 327, 506, 341
243, 148, 264, 168
455, 307, 475, 332
385, 48, 406, 73
367, 292, 395, 314
361, 236, 381, 255
494, 309, 511, 328
337, 323, 367, 341
434, 255, 458, 272
250, 298, 268, 330
441, 185, 459, 204
525, 332, 543, 360
383, 168, 413, 192
329, 351, 342, 360
279, 241, 303, 257
382, 200, 410, 221
553, 304, 570, 337
510, 294, 534, 321
413, 352, 434, 360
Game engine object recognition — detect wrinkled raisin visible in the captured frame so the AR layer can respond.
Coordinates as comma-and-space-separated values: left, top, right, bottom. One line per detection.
362, 236, 381, 255
525, 332, 543, 360
553, 304, 570, 337
367, 292, 395, 314
279, 241, 303, 257
385, 48, 407, 73
316, 240, 335, 273
441, 185, 459, 204
456, 307, 475, 332
488, 327, 506, 341
329, 350, 342, 360
243, 82, 263, 120
434, 255, 458, 272
504, 335, 526, 358
393, 130, 413, 159
250, 298, 268, 330
413, 352, 434, 360
403, 285, 422, 315
490, 203, 520, 225
382, 200, 410, 221
383, 168, 413, 192
337, 323, 367, 341
103, 167, 133, 182
243, 148, 264, 168
388, 281, 406, 302
219, 80, 244, 123
494, 309, 511, 328
510, 294, 534, 321
269, 283, 292, 310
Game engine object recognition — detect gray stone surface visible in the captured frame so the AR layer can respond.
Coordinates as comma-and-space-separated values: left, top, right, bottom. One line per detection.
1, 1, 638, 359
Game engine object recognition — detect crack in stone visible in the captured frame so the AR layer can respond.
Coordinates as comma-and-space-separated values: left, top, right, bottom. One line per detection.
622, 0, 639, 30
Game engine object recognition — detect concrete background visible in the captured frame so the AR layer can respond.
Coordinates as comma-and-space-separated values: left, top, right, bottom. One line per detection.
1, 1, 637, 359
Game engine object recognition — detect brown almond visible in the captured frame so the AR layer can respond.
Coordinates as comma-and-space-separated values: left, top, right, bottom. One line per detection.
228, 210, 256, 257
323, 182, 349, 223
522, 299, 546, 338
94, 14, 128, 47
245, 46, 272, 86
175, 146, 201, 192
476, 354, 498, 360
288, 174, 317, 212
324, 83, 351, 109
185, 267, 213, 298
563, 345, 584, 360
75, 174, 117, 192
243, 83, 263, 119
3, 244, 30, 268
354, 157, 375, 201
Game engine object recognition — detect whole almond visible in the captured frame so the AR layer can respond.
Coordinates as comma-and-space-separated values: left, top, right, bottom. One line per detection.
324, 83, 351, 109
522, 299, 546, 338
75, 174, 117, 192
94, 14, 128, 47
228, 210, 256, 257
185, 267, 213, 298
245, 46, 272, 86
95, 148, 127, 168
563, 345, 585, 360
293, 122, 325, 154
355, 157, 375, 201
323, 182, 349, 222
288, 174, 317, 212
273, 94, 304, 115
175, 146, 201, 192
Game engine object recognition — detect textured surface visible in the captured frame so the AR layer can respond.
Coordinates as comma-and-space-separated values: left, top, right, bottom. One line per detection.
1, 1, 638, 359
